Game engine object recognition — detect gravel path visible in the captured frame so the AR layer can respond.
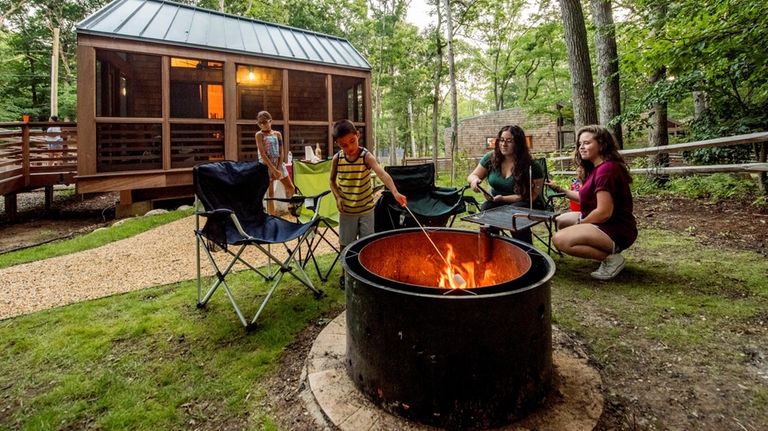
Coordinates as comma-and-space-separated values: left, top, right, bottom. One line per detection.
0, 215, 334, 320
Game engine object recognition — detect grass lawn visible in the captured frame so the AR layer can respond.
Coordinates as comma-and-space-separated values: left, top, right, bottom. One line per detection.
0, 215, 766, 429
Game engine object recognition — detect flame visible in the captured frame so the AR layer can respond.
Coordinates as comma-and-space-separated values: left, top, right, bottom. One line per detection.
435, 243, 501, 289
437, 244, 476, 289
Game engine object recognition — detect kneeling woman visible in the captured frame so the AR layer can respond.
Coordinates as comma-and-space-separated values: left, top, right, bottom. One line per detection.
548, 125, 637, 280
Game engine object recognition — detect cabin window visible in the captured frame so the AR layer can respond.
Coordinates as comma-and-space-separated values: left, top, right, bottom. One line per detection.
288, 71, 327, 121
332, 76, 365, 122
95, 50, 162, 118
170, 57, 224, 119
236, 65, 283, 120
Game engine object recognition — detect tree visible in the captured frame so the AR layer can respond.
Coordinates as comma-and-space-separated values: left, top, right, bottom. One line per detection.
443, 0, 459, 183
558, 0, 597, 128
590, 0, 623, 147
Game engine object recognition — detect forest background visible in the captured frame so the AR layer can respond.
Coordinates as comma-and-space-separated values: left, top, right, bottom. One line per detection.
0, 0, 766, 165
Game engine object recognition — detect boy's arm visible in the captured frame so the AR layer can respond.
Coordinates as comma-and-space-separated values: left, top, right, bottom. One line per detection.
366, 153, 407, 207
329, 154, 344, 211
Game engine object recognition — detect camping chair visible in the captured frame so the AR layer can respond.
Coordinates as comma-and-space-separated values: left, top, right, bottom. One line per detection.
374, 163, 469, 232
534, 157, 565, 213
291, 159, 341, 282
193, 161, 326, 330
533, 157, 565, 255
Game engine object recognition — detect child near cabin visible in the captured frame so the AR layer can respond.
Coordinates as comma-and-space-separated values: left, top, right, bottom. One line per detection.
329, 119, 407, 288
255, 111, 293, 215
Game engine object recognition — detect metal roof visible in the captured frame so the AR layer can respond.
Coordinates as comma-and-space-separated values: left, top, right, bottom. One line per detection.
77, 0, 370, 70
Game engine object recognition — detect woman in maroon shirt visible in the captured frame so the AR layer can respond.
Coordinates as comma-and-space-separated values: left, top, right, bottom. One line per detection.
547, 125, 637, 280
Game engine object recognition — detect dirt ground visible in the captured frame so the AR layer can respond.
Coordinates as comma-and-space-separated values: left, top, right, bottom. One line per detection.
2, 192, 767, 430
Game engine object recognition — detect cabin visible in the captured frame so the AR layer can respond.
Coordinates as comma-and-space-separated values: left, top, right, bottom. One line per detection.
76, 0, 371, 213
444, 108, 560, 158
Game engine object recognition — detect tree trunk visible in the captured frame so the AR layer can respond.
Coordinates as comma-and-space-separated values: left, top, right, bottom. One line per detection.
693, 90, 707, 119
389, 117, 397, 165
444, 0, 458, 185
431, 6, 444, 172
558, 0, 597, 129
590, 0, 623, 148
648, 3, 669, 183
758, 142, 767, 194
408, 100, 418, 157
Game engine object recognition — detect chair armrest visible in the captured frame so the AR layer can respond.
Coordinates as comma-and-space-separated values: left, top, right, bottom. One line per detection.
300, 190, 331, 212
264, 196, 307, 204
196, 208, 234, 220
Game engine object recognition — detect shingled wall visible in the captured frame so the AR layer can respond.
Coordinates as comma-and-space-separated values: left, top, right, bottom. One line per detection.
444, 108, 559, 157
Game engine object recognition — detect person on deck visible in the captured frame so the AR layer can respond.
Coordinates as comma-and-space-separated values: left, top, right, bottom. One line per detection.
546, 125, 637, 280
45, 115, 64, 166
466, 124, 544, 243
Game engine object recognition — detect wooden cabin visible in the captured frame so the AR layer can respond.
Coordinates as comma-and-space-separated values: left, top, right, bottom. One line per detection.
76, 0, 371, 212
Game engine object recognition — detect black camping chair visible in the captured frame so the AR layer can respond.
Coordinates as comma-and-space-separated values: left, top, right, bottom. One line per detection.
193, 161, 326, 330
534, 157, 565, 212
374, 163, 469, 232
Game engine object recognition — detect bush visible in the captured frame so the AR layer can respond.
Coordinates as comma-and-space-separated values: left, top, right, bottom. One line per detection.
665, 173, 756, 201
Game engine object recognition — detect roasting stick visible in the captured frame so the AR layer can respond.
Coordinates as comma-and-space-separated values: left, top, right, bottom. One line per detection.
529, 165, 533, 213
403, 205, 468, 289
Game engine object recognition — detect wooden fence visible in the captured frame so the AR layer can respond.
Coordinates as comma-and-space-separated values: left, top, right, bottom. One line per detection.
550, 132, 768, 176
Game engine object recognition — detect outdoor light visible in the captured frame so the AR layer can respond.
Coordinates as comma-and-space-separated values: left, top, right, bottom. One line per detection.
248, 67, 255, 81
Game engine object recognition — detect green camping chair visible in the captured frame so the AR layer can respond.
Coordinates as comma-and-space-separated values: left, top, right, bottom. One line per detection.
292, 159, 341, 281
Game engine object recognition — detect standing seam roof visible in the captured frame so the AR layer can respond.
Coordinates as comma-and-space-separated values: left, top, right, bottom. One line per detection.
77, 0, 371, 71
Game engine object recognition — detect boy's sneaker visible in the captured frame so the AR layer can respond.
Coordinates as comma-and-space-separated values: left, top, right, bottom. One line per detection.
591, 254, 626, 280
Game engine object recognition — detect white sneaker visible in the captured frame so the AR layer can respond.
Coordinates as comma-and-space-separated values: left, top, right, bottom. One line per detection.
591, 254, 626, 280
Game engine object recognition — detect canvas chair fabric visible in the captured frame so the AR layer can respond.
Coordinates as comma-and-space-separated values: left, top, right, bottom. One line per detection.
193, 161, 325, 330
291, 159, 341, 281
374, 163, 468, 232
534, 157, 565, 212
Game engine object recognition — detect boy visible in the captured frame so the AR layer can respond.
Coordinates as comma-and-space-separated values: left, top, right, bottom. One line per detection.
330, 119, 407, 287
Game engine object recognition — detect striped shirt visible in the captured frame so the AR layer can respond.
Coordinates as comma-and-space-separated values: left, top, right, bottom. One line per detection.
336, 148, 374, 215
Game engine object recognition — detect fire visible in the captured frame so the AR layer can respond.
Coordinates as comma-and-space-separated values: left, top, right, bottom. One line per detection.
436, 243, 502, 289
437, 244, 476, 289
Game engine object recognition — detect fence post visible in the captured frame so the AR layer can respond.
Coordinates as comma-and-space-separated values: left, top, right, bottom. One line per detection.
22, 122, 30, 187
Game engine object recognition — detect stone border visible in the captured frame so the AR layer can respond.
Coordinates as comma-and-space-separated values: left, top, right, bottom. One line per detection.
303, 311, 604, 430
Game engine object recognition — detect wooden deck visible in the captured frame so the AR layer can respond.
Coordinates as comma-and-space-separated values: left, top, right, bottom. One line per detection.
0, 122, 78, 217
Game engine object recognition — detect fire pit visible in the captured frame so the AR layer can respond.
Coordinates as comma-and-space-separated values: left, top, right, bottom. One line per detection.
343, 228, 555, 429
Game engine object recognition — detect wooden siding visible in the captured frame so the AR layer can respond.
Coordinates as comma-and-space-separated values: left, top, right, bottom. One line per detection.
76, 33, 372, 196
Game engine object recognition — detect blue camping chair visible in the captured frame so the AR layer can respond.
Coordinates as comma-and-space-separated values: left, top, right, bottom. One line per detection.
193, 161, 326, 330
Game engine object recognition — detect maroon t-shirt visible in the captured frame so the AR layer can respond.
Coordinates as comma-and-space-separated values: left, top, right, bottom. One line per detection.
578, 160, 637, 250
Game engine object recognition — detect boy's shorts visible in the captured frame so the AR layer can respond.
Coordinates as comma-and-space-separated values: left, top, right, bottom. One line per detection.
339, 212, 374, 248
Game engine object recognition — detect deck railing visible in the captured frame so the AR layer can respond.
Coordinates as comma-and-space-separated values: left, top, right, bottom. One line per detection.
0, 121, 78, 197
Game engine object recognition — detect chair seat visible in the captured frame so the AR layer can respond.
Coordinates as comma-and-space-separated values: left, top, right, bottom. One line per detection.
229, 216, 315, 245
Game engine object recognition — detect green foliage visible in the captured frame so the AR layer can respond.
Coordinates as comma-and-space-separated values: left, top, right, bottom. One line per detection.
618, 0, 768, 147
665, 173, 756, 200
